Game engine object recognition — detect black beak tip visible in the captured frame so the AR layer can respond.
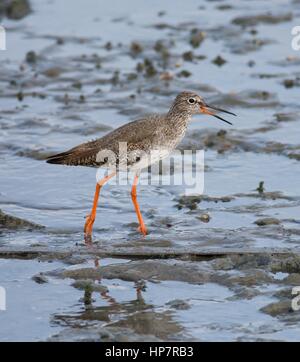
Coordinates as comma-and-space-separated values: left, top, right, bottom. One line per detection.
213, 114, 233, 126
206, 103, 237, 117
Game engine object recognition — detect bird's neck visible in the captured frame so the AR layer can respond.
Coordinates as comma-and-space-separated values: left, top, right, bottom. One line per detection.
166, 109, 191, 129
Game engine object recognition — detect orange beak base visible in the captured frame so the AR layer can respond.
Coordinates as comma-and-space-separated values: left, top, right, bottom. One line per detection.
200, 104, 235, 125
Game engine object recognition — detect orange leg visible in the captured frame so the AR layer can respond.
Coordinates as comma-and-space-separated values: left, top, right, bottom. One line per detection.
84, 172, 116, 244
131, 174, 147, 236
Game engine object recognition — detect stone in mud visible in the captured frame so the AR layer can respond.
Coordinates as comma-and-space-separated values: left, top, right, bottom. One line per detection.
229, 254, 272, 270
143, 58, 157, 77
179, 129, 256, 154
288, 153, 300, 161
56, 37, 64, 45
177, 70, 191, 78
271, 255, 300, 274
250, 90, 272, 101
176, 194, 234, 211
130, 42, 143, 56
283, 79, 296, 88
260, 300, 293, 317
154, 42, 170, 61
157, 11, 166, 17
273, 287, 294, 299
0, 209, 43, 230
166, 299, 190, 310
211, 257, 235, 271
60, 255, 86, 265
232, 13, 292, 27
32, 273, 48, 284
154, 217, 173, 229
16, 91, 24, 101
261, 141, 286, 154
42, 67, 62, 78
159, 72, 173, 81
63, 268, 103, 280
284, 77, 300, 88
226, 270, 274, 286
217, 4, 233, 11
212, 55, 227, 66
197, 213, 211, 223
283, 273, 300, 286
25, 50, 37, 64
72, 81, 82, 89
230, 38, 273, 55
189, 29, 205, 48
104, 41, 112, 50
182, 51, 194, 62
151, 22, 178, 30
127, 72, 138, 81
62, 260, 211, 284
71, 279, 108, 293
275, 112, 300, 122
226, 286, 260, 301
154, 40, 165, 52
1, 0, 31, 20
136, 62, 144, 73
254, 218, 281, 226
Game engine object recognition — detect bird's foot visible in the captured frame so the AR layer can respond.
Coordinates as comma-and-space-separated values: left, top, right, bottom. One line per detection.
84, 214, 95, 246
84, 232, 93, 246
138, 224, 148, 236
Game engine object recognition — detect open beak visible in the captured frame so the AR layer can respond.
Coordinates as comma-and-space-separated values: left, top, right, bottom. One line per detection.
200, 103, 236, 125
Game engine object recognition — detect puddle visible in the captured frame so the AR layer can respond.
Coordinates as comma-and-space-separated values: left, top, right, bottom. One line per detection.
2, 254, 300, 341
0, 259, 81, 341
1, 0, 300, 341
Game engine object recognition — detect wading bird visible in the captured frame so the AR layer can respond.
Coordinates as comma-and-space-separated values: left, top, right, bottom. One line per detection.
47, 91, 235, 244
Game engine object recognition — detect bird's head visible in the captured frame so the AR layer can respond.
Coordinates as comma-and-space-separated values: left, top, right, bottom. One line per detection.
169, 91, 236, 125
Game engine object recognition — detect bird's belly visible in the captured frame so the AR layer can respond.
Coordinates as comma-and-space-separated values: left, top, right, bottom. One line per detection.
129, 147, 172, 172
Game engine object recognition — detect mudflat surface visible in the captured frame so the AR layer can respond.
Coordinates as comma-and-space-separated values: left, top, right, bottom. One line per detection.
1, 0, 300, 341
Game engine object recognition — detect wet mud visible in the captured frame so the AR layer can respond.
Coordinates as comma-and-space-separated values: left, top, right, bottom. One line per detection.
1, 0, 300, 341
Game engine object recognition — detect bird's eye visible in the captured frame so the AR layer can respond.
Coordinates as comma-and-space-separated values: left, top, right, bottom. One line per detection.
188, 98, 195, 104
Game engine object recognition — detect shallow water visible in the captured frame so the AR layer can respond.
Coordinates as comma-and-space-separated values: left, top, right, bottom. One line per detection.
1, 0, 300, 341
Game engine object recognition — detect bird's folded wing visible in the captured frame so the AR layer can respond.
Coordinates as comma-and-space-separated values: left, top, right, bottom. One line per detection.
46, 116, 161, 166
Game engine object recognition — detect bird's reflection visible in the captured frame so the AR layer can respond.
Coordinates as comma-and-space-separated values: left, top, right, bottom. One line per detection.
54, 255, 149, 326
52, 255, 182, 340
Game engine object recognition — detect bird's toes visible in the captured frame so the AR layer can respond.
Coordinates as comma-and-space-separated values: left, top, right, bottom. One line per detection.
84, 233, 93, 246
138, 225, 148, 236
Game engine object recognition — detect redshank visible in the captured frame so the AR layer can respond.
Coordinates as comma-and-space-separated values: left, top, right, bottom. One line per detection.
47, 91, 235, 243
